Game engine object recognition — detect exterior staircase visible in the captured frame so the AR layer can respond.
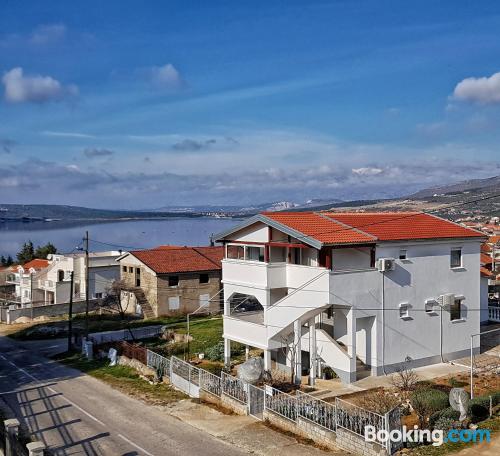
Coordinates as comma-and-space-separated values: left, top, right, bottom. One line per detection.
128, 287, 156, 319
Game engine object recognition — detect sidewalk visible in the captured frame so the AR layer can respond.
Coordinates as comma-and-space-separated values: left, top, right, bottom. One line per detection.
165, 399, 349, 455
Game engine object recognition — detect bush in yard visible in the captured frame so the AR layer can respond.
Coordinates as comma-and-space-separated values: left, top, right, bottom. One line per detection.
358, 390, 401, 414
429, 407, 460, 428
205, 341, 225, 361
434, 416, 457, 433
410, 388, 449, 427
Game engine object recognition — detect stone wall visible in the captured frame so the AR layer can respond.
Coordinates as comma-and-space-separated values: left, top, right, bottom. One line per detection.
157, 271, 221, 316
220, 393, 248, 415
336, 427, 386, 456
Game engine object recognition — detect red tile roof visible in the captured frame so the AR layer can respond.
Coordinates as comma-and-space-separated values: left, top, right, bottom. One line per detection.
260, 211, 485, 245
18, 259, 49, 271
129, 246, 223, 274
481, 267, 494, 278
263, 212, 376, 244
481, 253, 493, 265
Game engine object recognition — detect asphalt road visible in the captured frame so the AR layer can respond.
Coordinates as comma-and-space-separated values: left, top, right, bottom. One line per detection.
0, 335, 250, 456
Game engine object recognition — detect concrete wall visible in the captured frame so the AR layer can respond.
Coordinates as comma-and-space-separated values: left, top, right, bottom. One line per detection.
332, 247, 372, 270
3, 299, 100, 323
480, 276, 489, 323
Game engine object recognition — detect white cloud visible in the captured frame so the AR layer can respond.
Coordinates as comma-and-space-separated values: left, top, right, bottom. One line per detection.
453, 71, 500, 104
149, 64, 184, 90
2, 67, 78, 104
30, 24, 66, 45
42, 131, 95, 139
352, 167, 383, 176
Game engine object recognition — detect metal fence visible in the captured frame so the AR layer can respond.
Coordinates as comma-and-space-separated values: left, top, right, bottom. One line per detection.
296, 391, 336, 431
147, 349, 170, 378
199, 369, 222, 397
264, 385, 297, 422
221, 372, 248, 404
335, 397, 386, 440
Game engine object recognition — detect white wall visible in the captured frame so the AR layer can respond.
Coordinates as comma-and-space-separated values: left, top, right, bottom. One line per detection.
332, 247, 371, 270
231, 222, 269, 243
331, 239, 482, 369
480, 276, 489, 323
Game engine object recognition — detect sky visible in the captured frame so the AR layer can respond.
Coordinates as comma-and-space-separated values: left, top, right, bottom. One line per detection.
1, 0, 500, 209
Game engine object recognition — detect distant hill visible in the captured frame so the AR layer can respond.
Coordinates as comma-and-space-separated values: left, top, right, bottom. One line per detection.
410, 175, 500, 199
0, 204, 206, 221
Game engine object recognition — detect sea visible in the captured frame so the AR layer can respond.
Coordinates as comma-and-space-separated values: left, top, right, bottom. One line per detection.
0, 217, 242, 257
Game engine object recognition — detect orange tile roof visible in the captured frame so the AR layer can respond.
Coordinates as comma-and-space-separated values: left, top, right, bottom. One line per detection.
129, 246, 223, 274
260, 211, 485, 245
18, 259, 49, 271
481, 253, 493, 265
481, 267, 494, 278
262, 212, 376, 244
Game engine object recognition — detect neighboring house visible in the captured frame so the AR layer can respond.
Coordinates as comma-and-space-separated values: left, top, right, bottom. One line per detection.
117, 246, 223, 317
6, 259, 49, 306
0, 265, 17, 301
35, 251, 122, 305
215, 211, 487, 384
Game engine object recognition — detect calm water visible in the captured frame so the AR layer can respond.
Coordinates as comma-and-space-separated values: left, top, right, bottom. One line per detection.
0, 218, 241, 257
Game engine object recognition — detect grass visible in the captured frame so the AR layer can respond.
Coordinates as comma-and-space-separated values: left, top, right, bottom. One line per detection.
54, 351, 187, 405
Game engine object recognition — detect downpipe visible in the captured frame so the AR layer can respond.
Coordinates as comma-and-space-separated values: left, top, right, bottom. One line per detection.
381, 271, 388, 376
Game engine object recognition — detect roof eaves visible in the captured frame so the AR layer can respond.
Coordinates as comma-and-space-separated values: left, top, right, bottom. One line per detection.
425, 212, 488, 239
214, 214, 323, 249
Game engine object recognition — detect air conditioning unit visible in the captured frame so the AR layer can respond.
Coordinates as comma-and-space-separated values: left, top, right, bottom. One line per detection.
439, 293, 455, 308
377, 258, 396, 272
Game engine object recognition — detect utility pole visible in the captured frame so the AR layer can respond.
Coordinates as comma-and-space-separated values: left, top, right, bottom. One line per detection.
84, 231, 90, 338
67, 271, 74, 352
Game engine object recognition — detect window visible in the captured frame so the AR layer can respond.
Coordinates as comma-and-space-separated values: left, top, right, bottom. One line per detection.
168, 275, 179, 287
227, 245, 244, 260
450, 298, 462, 321
246, 246, 265, 262
425, 300, 435, 314
450, 248, 462, 268
57, 270, 65, 282
122, 265, 127, 273
168, 296, 180, 310
95, 292, 103, 299
128, 267, 134, 273
399, 249, 407, 260
199, 273, 209, 284
290, 247, 301, 265
136, 268, 140, 275
199, 293, 210, 307
399, 303, 410, 319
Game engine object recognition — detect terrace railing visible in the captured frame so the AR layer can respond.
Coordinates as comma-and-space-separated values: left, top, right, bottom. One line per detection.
335, 397, 386, 442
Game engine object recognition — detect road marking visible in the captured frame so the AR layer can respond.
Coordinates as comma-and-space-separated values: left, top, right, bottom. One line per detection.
118, 433, 155, 456
1, 354, 106, 426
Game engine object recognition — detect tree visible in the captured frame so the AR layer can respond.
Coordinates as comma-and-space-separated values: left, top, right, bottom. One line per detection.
0, 256, 5, 266
100, 280, 136, 341
6, 255, 14, 266
17, 241, 35, 264
390, 356, 419, 397
35, 242, 57, 259
280, 334, 301, 385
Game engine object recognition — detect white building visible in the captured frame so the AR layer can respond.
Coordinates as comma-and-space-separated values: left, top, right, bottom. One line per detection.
5, 259, 49, 306
215, 211, 487, 384
34, 251, 122, 305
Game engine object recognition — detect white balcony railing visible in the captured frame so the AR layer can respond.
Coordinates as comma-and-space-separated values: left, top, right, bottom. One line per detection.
488, 306, 500, 322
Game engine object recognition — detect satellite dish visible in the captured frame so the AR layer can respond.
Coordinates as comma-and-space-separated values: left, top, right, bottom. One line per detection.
449, 388, 470, 421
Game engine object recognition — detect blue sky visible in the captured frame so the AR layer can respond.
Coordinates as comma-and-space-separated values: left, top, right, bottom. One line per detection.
1, 0, 500, 208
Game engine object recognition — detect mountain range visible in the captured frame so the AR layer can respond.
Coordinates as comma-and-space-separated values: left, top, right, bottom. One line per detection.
1, 175, 498, 222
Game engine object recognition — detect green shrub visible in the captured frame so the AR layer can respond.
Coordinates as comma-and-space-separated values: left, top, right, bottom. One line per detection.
434, 416, 456, 433
429, 407, 459, 428
411, 388, 449, 427
205, 341, 225, 361
448, 377, 467, 388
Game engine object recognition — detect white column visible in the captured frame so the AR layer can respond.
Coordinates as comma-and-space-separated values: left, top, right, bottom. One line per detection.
263, 349, 272, 371
27, 442, 46, 456
245, 345, 249, 361
293, 319, 302, 385
224, 338, 231, 367
309, 318, 316, 386
346, 307, 357, 382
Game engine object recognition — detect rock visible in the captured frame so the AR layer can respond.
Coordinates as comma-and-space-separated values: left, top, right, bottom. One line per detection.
237, 357, 264, 384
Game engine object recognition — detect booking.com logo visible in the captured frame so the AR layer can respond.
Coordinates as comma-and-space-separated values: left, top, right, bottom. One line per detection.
365, 425, 491, 446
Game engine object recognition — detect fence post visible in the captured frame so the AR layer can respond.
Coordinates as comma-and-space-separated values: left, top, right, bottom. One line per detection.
384, 411, 391, 455
26, 441, 46, 456
4, 418, 20, 456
